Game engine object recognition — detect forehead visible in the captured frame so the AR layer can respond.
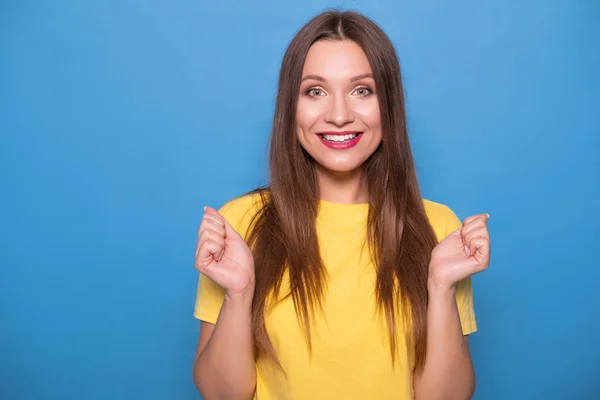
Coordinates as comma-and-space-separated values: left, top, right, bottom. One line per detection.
302, 40, 372, 78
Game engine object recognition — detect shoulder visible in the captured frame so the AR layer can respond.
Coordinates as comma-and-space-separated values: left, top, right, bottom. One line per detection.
422, 198, 463, 242
217, 190, 268, 239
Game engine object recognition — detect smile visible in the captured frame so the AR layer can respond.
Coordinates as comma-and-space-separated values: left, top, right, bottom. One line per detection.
317, 131, 364, 149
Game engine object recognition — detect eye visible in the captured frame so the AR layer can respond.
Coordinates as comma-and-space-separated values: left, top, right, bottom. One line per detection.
352, 87, 373, 96
306, 88, 326, 97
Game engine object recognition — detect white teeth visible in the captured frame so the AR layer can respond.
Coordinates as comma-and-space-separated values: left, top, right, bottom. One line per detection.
322, 133, 359, 142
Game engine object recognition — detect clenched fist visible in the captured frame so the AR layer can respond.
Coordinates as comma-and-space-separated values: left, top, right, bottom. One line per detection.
195, 206, 255, 297
429, 213, 491, 289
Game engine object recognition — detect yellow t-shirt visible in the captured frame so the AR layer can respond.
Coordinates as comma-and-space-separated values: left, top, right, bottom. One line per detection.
194, 193, 477, 400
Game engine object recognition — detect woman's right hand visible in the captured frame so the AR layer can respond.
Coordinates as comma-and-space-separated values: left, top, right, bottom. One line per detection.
195, 206, 255, 297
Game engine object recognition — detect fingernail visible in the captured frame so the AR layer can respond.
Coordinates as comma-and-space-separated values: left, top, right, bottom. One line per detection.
486, 213, 490, 220
204, 206, 207, 212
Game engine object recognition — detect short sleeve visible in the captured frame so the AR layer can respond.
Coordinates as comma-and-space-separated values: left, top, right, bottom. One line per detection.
194, 271, 225, 324
442, 206, 478, 336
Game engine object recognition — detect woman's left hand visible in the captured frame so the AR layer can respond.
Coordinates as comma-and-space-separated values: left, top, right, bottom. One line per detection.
429, 213, 491, 289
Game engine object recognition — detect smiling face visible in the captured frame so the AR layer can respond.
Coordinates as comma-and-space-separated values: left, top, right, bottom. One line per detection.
296, 40, 382, 176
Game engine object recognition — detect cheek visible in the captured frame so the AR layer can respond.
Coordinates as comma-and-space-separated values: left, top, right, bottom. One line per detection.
296, 100, 323, 132
353, 100, 380, 126
353, 100, 381, 143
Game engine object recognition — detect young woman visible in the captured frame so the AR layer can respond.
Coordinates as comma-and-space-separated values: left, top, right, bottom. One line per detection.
192, 10, 490, 400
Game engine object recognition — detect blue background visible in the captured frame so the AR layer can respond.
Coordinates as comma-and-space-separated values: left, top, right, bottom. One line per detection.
1, 1, 598, 399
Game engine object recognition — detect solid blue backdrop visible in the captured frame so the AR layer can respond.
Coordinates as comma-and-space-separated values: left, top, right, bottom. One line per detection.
1, 1, 598, 399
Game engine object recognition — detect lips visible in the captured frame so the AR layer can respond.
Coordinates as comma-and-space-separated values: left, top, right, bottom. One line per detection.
317, 131, 364, 150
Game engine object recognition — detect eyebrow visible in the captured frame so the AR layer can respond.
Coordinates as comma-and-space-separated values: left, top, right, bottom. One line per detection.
300, 73, 374, 83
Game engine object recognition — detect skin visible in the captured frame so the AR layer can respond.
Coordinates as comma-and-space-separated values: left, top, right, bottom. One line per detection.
296, 39, 381, 204
192, 206, 256, 400
417, 213, 490, 400
193, 39, 491, 400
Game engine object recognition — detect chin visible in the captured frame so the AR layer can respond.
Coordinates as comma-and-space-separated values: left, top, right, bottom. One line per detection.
316, 160, 364, 174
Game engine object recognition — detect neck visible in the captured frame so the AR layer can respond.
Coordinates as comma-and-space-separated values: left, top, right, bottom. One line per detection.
316, 165, 368, 204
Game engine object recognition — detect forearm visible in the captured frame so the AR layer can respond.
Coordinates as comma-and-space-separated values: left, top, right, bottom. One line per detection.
194, 292, 256, 400
413, 281, 475, 400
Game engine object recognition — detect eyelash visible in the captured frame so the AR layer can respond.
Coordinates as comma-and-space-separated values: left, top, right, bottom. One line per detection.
305, 86, 373, 97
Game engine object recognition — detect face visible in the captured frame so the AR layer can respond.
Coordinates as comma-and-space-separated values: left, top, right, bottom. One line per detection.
296, 39, 382, 175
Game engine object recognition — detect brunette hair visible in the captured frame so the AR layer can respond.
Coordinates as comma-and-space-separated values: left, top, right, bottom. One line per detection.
245, 10, 438, 374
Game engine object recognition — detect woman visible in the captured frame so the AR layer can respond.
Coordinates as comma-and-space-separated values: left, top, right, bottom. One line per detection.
192, 10, 490, 400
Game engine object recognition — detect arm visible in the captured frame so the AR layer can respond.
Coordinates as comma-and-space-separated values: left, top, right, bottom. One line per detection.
193, 291, 256, 400
412, 282, 475, 400
192, 205, 258, 400
414, 212, 490, 399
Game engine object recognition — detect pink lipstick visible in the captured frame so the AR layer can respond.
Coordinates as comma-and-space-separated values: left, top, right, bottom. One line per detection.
317, 131, 363, 150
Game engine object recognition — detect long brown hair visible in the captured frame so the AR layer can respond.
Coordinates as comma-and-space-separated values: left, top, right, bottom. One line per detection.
245, 10, 438, 374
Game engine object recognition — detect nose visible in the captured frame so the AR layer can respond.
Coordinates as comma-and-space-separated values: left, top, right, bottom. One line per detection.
324, 93, 355, 127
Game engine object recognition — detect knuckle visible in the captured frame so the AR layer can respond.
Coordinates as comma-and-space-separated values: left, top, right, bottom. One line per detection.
207, 214, 224, 227
206, 238, 222, 250
199, 230, 209, 242
203, 229, 218, 242
200, 216, 213, 228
